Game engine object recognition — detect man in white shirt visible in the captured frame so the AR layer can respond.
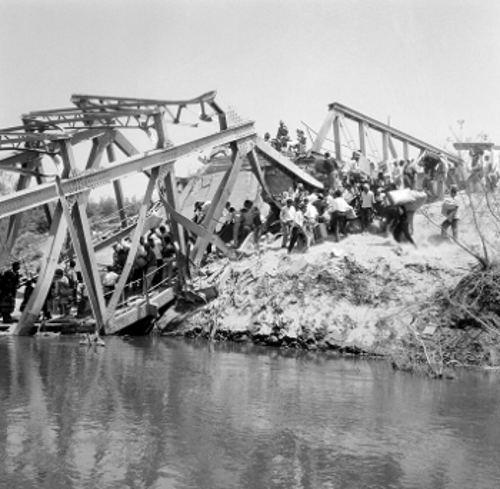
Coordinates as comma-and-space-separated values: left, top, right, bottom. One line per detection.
325, 190, 335, 213
304, 199, 319, 245
329, 189, 353, 241
360, 183, 375, 233
287, 204, 307, 253
280, 198, 296, 248
103, 266, 119, 303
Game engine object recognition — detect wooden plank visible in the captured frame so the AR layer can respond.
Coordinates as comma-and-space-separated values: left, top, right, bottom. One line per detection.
105, 167, 159, 326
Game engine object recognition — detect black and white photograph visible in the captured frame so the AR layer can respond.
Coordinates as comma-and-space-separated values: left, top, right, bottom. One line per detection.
1, 1, 500, 488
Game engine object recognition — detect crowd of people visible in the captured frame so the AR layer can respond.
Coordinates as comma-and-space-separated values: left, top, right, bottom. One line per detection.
4, 135, 492, 325
263, 120, 308, 159
0, 219, 182, 324
190, 144, 468, 258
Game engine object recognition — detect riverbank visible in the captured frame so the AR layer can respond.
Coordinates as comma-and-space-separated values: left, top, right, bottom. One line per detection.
159, 192, 500, 374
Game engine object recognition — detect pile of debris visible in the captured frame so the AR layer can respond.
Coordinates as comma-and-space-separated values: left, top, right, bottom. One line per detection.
391, 261, 500, 375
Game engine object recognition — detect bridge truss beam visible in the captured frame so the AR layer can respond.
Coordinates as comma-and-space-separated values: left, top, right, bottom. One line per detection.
0, 91, 259, 335
310, 102, 461, 167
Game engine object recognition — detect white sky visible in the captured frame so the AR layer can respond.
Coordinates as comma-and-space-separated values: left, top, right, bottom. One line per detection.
2, 0, 500, 198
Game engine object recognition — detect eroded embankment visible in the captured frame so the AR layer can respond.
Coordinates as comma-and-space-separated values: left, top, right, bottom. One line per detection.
390, 261, 500, 375
161, 242, 462, 359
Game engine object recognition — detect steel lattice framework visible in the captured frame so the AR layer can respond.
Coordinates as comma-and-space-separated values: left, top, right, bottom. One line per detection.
0, 90, 324, 337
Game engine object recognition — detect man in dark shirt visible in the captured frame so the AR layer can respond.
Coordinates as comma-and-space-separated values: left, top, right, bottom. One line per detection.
1, 262, 21, 323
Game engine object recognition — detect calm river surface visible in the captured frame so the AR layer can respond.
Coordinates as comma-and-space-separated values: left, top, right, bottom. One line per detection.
0, 337, 499, 489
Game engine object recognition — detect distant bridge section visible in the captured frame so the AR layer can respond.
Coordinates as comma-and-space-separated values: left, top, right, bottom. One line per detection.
310, 102, 461, 167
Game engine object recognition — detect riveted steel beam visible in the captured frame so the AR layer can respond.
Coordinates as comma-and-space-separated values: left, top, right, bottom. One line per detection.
0, 121, 256, 220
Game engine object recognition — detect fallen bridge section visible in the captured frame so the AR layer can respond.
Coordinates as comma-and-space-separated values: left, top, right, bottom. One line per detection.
0, 91, 262, 337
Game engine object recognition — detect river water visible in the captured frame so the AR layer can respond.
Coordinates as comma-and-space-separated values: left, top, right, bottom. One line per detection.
0, 337, 499, 489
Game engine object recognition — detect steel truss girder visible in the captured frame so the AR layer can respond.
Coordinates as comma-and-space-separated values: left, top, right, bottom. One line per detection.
22, 107, 160, 132
326, 103, 460, 165
0, 124, 68, 153
0, 121, 256, 220
71, 90, 218, 124
0, 91, 220, 153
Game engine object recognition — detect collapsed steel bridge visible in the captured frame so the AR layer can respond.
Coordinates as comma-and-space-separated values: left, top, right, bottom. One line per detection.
0, 91, 324, 336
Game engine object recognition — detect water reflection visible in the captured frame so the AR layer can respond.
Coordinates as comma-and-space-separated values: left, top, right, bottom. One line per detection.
0, 337, 499, 488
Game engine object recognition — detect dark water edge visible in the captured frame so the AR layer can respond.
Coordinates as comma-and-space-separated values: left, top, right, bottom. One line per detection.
0, 336, 499, 489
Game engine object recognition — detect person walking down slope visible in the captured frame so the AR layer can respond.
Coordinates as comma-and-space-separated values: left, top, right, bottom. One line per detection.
392, 206, 417, 247
441, 185, 460, 240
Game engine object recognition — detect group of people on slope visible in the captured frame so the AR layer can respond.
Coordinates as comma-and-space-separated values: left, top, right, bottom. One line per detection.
277, 179, 419, 248
193, 199, 264, 252
316, 149, 467, 243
